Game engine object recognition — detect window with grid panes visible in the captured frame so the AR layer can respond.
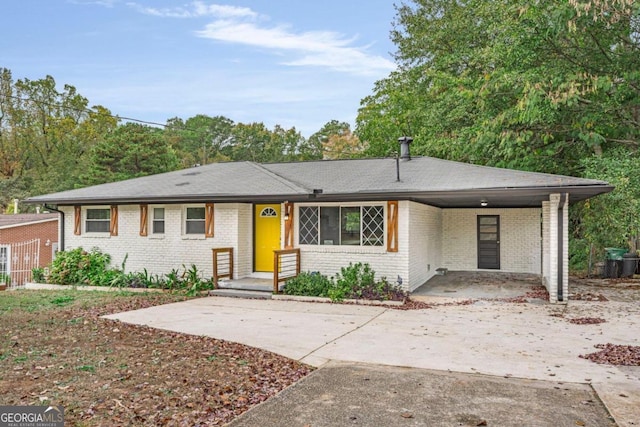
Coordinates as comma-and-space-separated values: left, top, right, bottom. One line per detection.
298, 205, 384, 247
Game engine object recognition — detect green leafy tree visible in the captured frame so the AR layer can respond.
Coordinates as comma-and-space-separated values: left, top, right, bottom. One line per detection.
356, 0, 640, 174
308, 120, 365, 159
228, 122, 273, 162
227, 122, 309, 163
579, 151, 640, 252
80, 123, 179, 186
268, 125, 308, 162
0, 68, 117, 205
165, 115, 234, 167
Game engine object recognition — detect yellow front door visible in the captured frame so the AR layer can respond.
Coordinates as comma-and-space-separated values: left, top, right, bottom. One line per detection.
254, 204, 281, 272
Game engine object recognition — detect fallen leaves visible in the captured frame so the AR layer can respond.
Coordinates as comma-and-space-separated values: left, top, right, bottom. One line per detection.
0, 291, 312, 426
571, 293, 609, 302
567, 317, 606, 325
580, 343, 640, 366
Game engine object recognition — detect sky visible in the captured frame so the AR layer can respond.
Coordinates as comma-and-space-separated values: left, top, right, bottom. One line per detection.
1, 0, 398, 137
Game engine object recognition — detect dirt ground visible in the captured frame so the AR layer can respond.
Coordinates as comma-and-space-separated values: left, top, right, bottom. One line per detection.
0, 290, 311, 426
570, 275, 640, 303
0, 277, 638, 426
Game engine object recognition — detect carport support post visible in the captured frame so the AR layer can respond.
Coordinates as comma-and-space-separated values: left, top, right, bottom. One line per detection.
545, 193, 569, 304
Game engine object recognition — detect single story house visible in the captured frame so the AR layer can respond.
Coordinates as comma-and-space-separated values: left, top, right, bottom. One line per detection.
0, 213, 59, 285
25, 145, 612, 303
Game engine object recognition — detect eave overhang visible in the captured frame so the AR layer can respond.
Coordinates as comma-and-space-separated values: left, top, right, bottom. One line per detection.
24, 184, 613, 209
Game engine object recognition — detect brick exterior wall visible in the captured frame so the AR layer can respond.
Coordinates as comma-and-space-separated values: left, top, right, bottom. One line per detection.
0, 218, 59, 268
542, 201, 551, 295
61, 204, 250, 278
296, 201, 442, 292
542, 194, 569, 304
236, 204, 253, 278
442, 208, 542, 274
296, 201, 405, 287
407, 201, 442, 291
58, 201, 548, 293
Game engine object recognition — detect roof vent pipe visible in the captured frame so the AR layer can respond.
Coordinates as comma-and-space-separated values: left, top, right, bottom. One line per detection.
398, 136, 413, 161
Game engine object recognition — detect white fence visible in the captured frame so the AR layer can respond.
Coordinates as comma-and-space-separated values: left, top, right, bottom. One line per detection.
0, 239, 40, 286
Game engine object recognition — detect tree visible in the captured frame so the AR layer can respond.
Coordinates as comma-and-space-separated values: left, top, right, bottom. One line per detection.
80, 123, 179, 186
356, 0, 640, 174
165, 115, 234, 167
227, 122, 309, 163
309, 120, 366, 159
268, 125, 308, 162
0, 68, 117, 205
579, 150, 640, 252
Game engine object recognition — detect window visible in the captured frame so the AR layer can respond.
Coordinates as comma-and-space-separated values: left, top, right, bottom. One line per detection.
86, 208, 110, 233
299, 206, 319, 244
260, 207, 278, 217
152, 208, 165, 234
185, 207, 206, 234
0, 246, 9, 278
298, 205, 384, 247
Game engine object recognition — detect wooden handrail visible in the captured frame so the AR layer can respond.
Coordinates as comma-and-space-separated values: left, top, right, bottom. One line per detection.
273, 248, 300, 294
212, 247, 233, 288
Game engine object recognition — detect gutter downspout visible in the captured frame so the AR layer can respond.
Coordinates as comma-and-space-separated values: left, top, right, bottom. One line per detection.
557, 194, 566, 302
44, 204, 64, 251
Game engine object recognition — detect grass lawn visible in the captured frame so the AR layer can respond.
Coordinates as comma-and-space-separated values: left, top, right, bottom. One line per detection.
0, 290, 311, 426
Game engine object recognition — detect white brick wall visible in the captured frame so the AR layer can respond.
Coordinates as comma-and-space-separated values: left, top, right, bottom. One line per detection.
542, 201, 551, 295
542, 194, 569, 304
236, 204, 253, 278
295, 201, 443, 292
407, 201, 442, 291
61, 203, 251, 279
296, 202, 405, 287
59, 201, 547, 293
442, 208, 542, 274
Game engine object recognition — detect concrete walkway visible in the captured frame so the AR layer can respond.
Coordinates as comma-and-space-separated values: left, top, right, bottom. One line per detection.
105, 296, 640, 426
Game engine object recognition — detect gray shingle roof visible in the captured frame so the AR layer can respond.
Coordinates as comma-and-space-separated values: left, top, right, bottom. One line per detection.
263, 157, 603, 193
25, 157, 612, 208
0, 213, 58, 228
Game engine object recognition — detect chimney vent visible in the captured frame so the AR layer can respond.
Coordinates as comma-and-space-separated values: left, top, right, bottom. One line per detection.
398, 136, 413, 161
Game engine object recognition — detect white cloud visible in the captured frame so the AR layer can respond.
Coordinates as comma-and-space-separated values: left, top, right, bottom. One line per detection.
125, 1, 394, 76
68, 0, 119, 7
195, 20, 395, 76
125, 1, 256, 19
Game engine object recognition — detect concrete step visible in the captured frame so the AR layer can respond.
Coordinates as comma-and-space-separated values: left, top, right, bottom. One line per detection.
209, 289, 273, 299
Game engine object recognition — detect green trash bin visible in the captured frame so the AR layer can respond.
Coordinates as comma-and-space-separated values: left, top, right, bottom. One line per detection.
604, 248, 627, 278
605, 248, 627, 260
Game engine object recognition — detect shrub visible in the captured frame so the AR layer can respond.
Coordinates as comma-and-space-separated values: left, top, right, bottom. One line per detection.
284, 263, 406, 302
283, 272, 333, 297
332, 262, 376, 301
31, 267, 46, 283
348, 277, 407, 302
0, 273, 10, 285
182, 264, 215, 296
47, 247, 114, 286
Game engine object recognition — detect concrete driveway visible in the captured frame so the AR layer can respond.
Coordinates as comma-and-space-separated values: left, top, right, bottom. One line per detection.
105, 295, 640, 426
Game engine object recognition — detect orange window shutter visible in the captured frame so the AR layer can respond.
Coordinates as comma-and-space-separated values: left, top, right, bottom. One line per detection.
284, 202, 294, 249
139, 204, 148, 236
74, 206, 81, 235
205, 203, 214, 237
110, 205, 118, 236
387, 201, 399, 252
